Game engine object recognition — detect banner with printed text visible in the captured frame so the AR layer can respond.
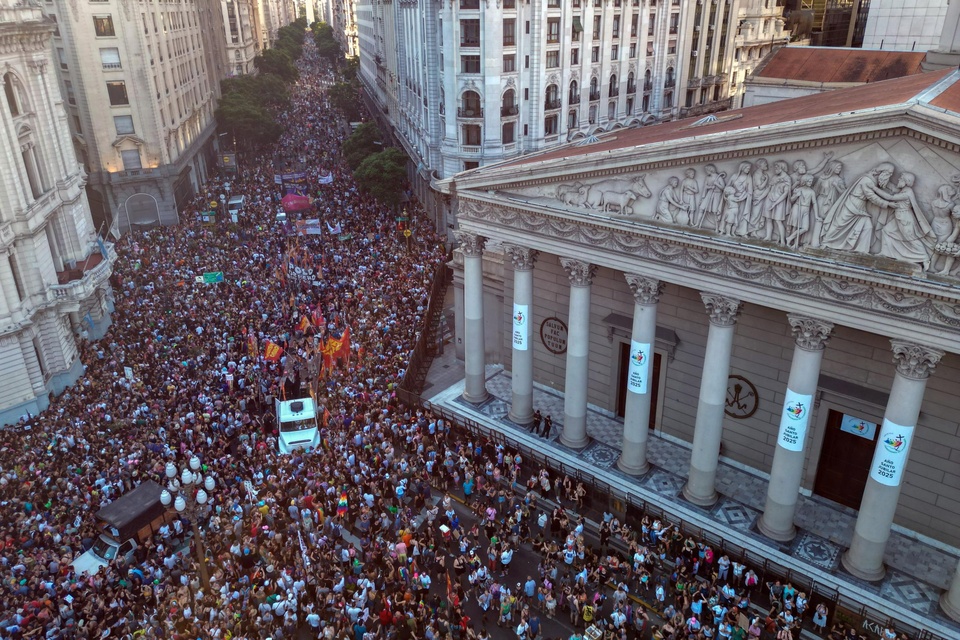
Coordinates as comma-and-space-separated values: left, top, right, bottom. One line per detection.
777, 389, 813, 451
627, 341, 651, 394
512, 304, 528, 351
869, 421, 914, 487
839, 414, 877, 440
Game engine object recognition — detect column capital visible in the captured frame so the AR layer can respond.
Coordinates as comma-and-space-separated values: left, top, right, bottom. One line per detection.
787, 314, 834, 351
624, 274, 664, 306
891, 340, 944, 380
455, 231, 485, 257
504, 244, 539, 270
700, 293, 742, 327
559, 257, 596, 287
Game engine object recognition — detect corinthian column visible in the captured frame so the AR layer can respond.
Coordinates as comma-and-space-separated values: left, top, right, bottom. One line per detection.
457, 231, 488, 404
505, 245, 538, 425
841, 341, 943, 581
683, 294, 742, 506
758, 315, 834, 541
559, 257, 596, 449
617, 274, 664, 475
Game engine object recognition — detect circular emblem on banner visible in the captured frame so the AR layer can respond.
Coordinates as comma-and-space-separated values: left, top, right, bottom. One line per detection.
539, 317, 568, 355
724, 375, 759, 419
785, 400, 806, 421
514, 310, 525, 325
881, 432, 907, 453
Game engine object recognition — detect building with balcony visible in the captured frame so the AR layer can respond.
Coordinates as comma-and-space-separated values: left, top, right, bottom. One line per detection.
0, 0, 116, 426
355, 0, 788, 239
333, 0, 358, 59
222, 0, 266, 76
44, 0, 229, 234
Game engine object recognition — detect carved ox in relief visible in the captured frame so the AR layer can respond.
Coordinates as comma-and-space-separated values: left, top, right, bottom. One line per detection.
552, 175, 652, 213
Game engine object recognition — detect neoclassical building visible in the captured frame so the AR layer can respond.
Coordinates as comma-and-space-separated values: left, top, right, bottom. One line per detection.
441, 67, 960, 626
0, 0, 114, 425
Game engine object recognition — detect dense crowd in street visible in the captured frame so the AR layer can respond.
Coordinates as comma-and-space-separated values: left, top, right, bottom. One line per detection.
0, 37, 914, 640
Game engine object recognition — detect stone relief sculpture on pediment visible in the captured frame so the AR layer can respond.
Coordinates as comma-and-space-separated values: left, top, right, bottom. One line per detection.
500, 137, 960, 279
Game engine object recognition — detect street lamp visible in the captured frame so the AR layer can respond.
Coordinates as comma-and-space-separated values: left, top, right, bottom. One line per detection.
160, 455, 217, 593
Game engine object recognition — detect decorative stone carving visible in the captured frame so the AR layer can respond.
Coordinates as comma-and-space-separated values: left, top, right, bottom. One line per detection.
655, 176, 684, 223
787, 314, 834, 351
694, 164, 726, 229
554, 174, 651, 214
701, 294, 742, 326
455, 231, 485, 257
890, 340, 943, 380
625, 274, 664, 306
505, 244, 538, 270
559, 258, 596, 287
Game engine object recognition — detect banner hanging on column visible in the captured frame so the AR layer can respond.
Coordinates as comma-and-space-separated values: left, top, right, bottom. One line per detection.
627, 341, 651, 394
776, 389, 813, 451
512, 304, 528, 351
870, 421, 914, 486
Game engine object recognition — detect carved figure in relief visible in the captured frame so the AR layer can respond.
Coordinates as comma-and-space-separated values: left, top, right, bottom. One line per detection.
820, 163, 896, 253
763, 161, 792, 244
695, 164, 726, 229
934, 205, 960, 275
679, 168, 699, 226
556, 182, 587, 205
790, 152, 833, 189
877, 173, 935, 271
656, 177, 686, 223
811, 161, 846, 247
719, 186, 743, 236
582, 175, 652, 214
740, 158, 770, 237
786, 174, 818, 250
729, 161, 753, 235
931, 184, 957, 242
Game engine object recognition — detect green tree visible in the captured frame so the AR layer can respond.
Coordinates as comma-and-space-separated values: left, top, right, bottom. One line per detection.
354, 148, 408, 203
328, 81, 360, 121
342, 56, 359, 82
342, 122, 383, 170
215, 93, 281, 149
221, 74, 289, 111
313, 22, 340, 60
254, 49, 298, 82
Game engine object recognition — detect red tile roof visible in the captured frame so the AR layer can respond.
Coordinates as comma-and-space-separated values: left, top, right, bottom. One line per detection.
754, 47, 927, 84
500, 69, 953, 169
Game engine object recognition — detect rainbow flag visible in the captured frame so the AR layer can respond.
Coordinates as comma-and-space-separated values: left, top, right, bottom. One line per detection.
337, 492, 348, 517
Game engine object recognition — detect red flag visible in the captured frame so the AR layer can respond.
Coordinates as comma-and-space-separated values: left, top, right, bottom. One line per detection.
311, 306, 325, 328
297, 316, 311, 333
336, 326, 351, 363
264, 341, 283, 362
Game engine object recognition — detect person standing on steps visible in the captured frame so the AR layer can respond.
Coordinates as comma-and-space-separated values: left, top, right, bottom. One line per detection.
541, 415, 552, 439
530, 410, 542, 435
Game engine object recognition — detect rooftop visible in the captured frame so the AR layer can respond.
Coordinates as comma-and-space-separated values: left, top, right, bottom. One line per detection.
752, 46, 927, 84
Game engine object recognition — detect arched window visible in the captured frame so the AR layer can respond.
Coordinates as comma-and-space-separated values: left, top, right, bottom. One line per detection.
4, 72, 23, 117
501, 89, 517, 116
665, 67, 675, 87
544, 84, 559, 109
568, 80, 579, 103
644, 69, 652, 91
608, 101, 616, 120
17, 127, 46, 199
590, 77, 599, 100
460, 90, 481, 117
609, 74, 618, 97
589, 104, 597, 124
627, 72, 636, 94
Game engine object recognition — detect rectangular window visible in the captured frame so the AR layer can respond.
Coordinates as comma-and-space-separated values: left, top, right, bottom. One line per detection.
32, 339, 47, 379
460, 0, 479, 9
630, 43, 637, 57
503, 54, 516, 72
648, 13, 655, 36
611, 44, 619, 60
461, 55, 481, 74
121, 149, 142, 170
100, 47, 121, 69
114, 115, 135, 134
525, 21, 530, 34
462, 124, 481, 145
8, 255, 24, 301
73, 115, 82, 134
612, 15, 621, 38
547, 0, 560, 7
647, 42, 654, 56
93, 15, 115, 37
571, 48, 579, 65
57, 48, 68, 70
547, 18, 560, 43
524, 55, 529, 69
523, 124, 528, 136
50, 15, 59, 37
502, 0, 515, 8
460, 19, 480, 46
464, 161, 479, 171
546, 50, 559, 68
106, 81, 128, 106
631, 14, 639, 37
572, 0, 580, 6
63, 80, 76, 105
503, 19, 515, 46
524, 88, 529, 100
592, 15, 601, 40
544, 114, 558, 135
591, 46, 600, 62
669, 12, 679, 34
501, 122, 515, 144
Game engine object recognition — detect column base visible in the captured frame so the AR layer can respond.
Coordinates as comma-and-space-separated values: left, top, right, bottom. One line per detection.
616, 456, 650, 477
682, 483, 719, 507
840, 550, 886, 582
462, 388, 489, 405
756, 515, 797, 543
508, 407, 534, 425
939, 591, 960, 623
559, 432, 591, 450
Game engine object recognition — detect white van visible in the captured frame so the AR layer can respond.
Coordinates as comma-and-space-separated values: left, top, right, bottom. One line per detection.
276, 398, 321, 454
227, 195, 246, 222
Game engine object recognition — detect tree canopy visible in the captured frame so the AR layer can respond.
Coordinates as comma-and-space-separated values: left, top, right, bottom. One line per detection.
313, 22, 341, 60
328, 81, 361, 122
354, 148, 408, 204
254, 49, 298, 82
342, 122, 384, 170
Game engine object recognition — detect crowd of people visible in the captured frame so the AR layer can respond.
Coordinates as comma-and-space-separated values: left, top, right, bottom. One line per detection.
0, 33, 917, 640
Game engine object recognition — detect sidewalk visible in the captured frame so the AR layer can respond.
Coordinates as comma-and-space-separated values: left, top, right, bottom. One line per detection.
422, 350, 960, 639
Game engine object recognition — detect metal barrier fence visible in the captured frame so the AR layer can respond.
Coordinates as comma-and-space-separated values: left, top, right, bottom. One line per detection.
393, 388, 951, 640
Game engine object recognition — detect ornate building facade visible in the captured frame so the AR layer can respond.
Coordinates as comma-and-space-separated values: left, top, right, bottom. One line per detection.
440, 68, 960, 632
0, 0, 115, 425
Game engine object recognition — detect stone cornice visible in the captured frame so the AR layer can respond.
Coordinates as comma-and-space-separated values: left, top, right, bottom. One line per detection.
456, 195, 960, 353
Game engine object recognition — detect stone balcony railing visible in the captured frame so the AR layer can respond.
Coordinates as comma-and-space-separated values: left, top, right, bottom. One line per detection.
48, 242, 116, 307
